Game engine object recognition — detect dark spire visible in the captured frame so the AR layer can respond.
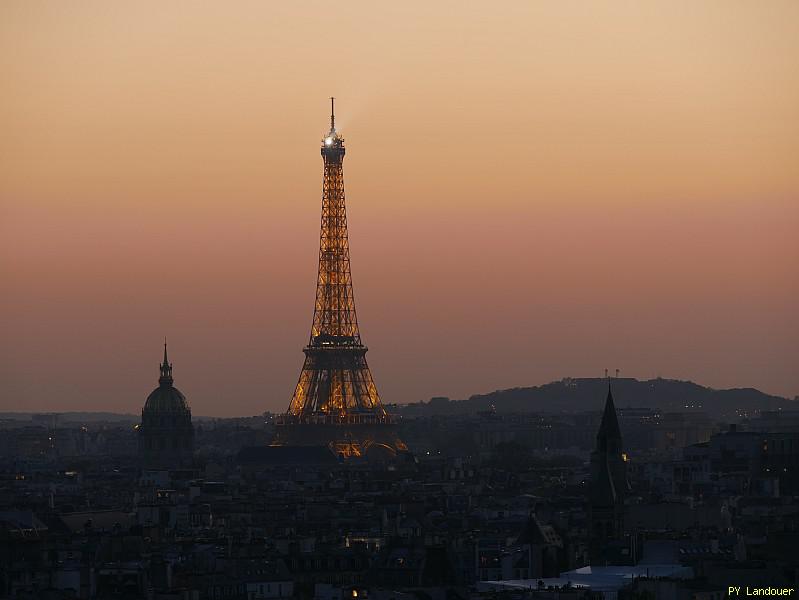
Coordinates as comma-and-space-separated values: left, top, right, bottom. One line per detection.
159, 339, 173, 386
330, 96, 335, 132
596, 381, 622, 451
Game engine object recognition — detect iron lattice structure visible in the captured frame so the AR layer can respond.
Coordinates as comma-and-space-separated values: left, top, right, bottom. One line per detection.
277, 99, 404, 457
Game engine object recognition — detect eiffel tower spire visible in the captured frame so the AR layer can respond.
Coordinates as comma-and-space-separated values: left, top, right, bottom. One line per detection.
277, 101, 404, 457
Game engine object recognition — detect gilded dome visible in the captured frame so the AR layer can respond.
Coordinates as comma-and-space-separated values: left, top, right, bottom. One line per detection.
143, 384, 190, 415
138, 342, 195, 469
141, 342, 192, 417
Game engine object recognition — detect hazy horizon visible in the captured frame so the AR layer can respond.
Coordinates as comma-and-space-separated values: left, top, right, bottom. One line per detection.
2, 2, 798, 416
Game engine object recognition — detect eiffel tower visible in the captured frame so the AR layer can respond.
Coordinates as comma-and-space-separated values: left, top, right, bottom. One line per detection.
275, 99, 406, 458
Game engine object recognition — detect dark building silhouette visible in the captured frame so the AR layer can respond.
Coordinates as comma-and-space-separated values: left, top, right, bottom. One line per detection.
516, 514, 566, 578
589, 382, 629, 561
138, 343, 194, 469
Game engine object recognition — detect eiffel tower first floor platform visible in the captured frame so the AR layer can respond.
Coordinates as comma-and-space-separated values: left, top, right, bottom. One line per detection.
271, 413, 408, 460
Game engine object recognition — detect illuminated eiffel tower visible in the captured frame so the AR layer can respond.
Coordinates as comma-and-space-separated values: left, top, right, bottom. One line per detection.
275, 99, 406, 458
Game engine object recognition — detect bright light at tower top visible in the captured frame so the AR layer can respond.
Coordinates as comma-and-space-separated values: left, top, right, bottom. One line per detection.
322, 128, 342, 147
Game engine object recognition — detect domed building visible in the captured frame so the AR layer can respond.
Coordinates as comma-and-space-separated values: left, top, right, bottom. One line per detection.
139, 343, 194, 469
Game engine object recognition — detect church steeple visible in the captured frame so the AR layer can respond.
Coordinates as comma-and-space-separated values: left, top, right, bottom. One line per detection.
596, 382, 622, 454
159, 339, 173, 386
589, 373, 629, 560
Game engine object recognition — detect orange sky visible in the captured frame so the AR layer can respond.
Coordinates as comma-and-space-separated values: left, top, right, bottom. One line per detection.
1, 1, 798, 416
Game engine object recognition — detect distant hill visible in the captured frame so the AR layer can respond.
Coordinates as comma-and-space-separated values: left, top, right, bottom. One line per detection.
3, 379, 793, 422
396, 378, 795, 420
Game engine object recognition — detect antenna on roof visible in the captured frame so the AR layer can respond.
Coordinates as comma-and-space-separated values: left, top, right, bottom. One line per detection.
330, 96, 335, 131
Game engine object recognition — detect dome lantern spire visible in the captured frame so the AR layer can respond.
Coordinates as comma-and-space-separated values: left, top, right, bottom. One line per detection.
159, 338, 173, 386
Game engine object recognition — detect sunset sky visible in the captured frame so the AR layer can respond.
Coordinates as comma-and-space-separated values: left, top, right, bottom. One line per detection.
1, 1, 798, 416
